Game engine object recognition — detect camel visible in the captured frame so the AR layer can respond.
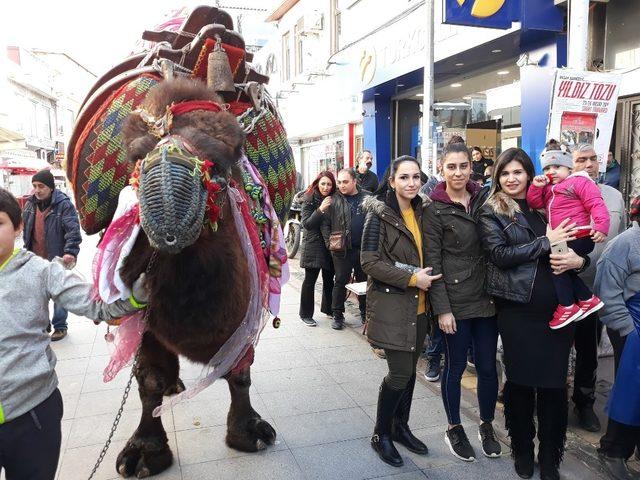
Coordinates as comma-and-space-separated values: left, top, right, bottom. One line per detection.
110, 77, 278, 478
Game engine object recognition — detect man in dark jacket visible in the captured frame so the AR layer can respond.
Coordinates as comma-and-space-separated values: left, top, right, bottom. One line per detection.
355, 150, 379, 193
22, 169, 82, 341
321, 169, 369, 329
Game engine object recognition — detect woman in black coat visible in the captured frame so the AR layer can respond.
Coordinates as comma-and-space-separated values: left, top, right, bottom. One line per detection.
478, 148, 588, 480
299, 171, 336, 326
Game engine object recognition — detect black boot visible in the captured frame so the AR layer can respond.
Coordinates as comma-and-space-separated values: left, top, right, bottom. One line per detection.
574, 404, 601, 432
597, 453, 638, 480
392, 374, 428, 455
537, 387, 568, 480
371, 380, 404, 467
504, 382, 535, 479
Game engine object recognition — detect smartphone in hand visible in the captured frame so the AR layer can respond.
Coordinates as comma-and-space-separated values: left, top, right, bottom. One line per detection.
550, 241, 568, 255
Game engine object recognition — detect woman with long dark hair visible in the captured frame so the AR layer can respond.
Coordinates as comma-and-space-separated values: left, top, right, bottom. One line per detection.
478, 148, 587, 480
423, 141, 500, 462
361, 156, 441, 467
298, 171, 336, 326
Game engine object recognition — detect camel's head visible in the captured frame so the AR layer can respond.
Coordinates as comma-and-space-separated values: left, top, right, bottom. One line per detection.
123, 77, 245, 253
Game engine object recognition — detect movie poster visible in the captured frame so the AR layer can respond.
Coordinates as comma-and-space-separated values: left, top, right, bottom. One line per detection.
547, 69, 621, 171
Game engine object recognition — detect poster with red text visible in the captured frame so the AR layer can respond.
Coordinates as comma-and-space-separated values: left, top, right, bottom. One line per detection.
547, 69, 621, 171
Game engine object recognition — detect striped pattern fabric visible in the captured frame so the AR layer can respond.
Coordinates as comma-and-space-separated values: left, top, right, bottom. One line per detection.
241, 107, 296, 224
74, 74, 161, 234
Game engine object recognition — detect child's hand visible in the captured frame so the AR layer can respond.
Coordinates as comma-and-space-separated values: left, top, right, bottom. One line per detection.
132, 273, 150, 304
591, 230, 607, 243
532, 175, 548, 188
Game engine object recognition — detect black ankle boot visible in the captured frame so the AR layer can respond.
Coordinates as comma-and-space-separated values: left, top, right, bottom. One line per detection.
539, 462, 560, 480
503, 382, 536, 479
371, 381, 404, 467
392, 374, 428, 455
514, 452, 534, 479
537, 387, 567, 480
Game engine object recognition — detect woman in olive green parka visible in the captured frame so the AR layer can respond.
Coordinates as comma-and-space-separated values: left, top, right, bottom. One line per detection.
360, 156, 440, 468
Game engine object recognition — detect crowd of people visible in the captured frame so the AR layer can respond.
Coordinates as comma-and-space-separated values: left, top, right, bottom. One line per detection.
0, 140, 638, 479
297, 143, 639, 480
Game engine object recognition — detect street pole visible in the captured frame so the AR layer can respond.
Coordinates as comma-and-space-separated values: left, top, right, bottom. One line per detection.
421, 0, 435, 174
567, 0, 589, 70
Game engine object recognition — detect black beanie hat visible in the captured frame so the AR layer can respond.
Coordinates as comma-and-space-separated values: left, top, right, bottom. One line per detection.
32, 169, 55, 190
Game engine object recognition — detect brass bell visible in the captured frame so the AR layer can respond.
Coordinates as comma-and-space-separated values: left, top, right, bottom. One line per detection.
207, 36, 235, 93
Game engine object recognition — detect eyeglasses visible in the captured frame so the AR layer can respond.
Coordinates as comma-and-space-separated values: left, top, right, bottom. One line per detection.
576, 155, 598, 163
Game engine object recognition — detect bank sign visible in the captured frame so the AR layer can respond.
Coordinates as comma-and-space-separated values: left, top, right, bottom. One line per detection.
444, 0, 563, 31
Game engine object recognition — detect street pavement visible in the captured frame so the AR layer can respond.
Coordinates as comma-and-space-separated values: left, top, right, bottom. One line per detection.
8, 236, 635, 480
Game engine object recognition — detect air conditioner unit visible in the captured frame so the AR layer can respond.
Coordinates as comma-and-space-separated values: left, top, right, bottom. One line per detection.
300, 11, 323, 35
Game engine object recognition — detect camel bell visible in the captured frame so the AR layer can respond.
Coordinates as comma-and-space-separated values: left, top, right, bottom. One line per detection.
207, 39, 235, 93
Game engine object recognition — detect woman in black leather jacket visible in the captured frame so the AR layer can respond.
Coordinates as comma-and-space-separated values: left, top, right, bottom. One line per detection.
299, 171, 336, 326
478, 148, 587, 480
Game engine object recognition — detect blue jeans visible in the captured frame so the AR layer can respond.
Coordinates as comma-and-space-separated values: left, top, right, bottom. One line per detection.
441, 316, 498, 425
427, 326, 474, 363
426, 324, 443, 360
52, 303, 68, 331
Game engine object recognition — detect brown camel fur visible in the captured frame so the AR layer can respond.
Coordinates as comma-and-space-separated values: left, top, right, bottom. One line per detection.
114, 77, 276, 478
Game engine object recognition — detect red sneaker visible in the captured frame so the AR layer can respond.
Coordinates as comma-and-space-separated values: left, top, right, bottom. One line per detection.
549, 304, 582, 330
576, 295, 604, 321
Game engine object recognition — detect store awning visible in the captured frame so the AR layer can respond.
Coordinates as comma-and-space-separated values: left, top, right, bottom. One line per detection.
0, 126, 24, 143
0, 155, 50, 175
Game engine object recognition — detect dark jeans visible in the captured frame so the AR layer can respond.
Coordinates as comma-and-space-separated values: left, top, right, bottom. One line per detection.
0, 388, 63, 480
51, 303, 68, 331
599, 328, 640, 459
426, 324, 443, 361
299, 267, 334, 319
331, 248, 366, 317
572, 312, 601, 408
384, 314, 429, 390
552, 237, 594, 306
441, 316, 499, 425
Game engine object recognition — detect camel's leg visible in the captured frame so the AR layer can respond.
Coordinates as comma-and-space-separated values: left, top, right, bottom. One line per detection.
225, 366, 276, 451
116, 332, 178, 478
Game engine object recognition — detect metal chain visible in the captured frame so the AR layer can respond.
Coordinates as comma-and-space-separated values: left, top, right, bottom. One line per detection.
87, 252, 158, 480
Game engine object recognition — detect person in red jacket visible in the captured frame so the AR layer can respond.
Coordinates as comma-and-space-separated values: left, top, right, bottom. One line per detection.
527, 148, 610, 330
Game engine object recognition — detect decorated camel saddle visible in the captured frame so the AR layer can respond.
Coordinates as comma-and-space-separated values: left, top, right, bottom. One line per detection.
66, 6, 294, 478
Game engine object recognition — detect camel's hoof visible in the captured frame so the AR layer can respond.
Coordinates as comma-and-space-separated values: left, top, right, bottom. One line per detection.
226, 414, 276, 452
116, 435, 172, 478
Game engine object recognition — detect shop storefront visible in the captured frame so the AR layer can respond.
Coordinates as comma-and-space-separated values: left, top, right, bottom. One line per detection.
299, 131, 345, 186
605, 1, 640, 204
352, 0, 566, 176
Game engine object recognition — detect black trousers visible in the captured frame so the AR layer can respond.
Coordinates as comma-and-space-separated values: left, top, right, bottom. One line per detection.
599, 328, 640, 459
572, 312, 601, 408
0, 388, 63, 480
331, 248, 366, 316
299, 267, 334, 318
552, 237, 594, 306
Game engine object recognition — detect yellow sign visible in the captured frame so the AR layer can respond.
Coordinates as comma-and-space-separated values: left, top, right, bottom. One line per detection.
456, 0, 506, 18
359, 47, 376, 86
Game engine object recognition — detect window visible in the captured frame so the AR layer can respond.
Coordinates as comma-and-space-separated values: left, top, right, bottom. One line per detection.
281, 31, 291, 82
294, 18, 304, 75
330, 0, 341, 55
36, 104, 52, 139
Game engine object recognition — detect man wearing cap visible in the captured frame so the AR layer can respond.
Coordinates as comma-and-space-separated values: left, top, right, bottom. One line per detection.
355, 150, 379, 193
22, 169, 82, 341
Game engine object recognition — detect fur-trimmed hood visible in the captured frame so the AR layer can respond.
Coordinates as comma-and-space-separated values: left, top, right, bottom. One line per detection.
361, 195, 389, 216
484, 191, 523, 219
361, 192, 426, 219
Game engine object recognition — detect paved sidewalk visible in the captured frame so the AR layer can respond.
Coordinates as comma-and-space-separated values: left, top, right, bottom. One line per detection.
9, 241, 625, 480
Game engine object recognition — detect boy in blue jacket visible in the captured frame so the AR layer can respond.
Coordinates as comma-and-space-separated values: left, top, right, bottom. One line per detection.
0, 188, 147, 480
